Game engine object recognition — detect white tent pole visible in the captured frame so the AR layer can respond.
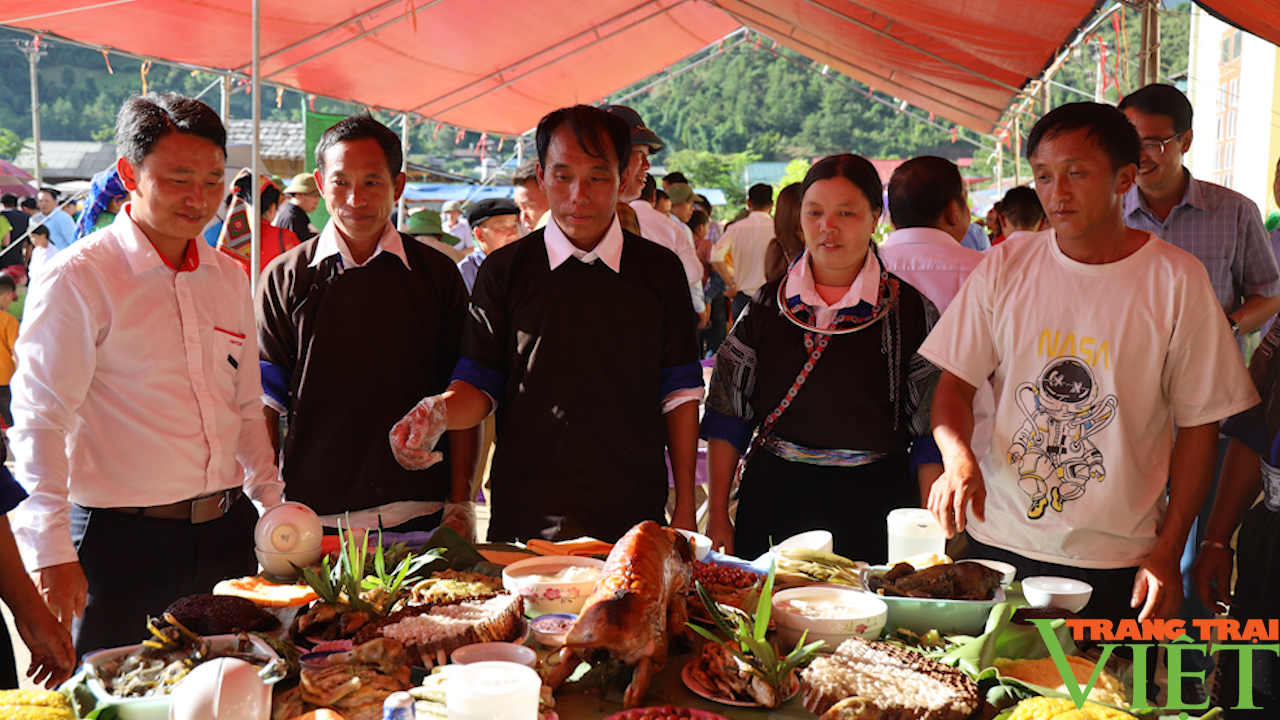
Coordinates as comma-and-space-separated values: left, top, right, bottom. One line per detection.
399, 112, 409, 231
250, 0, 261, 296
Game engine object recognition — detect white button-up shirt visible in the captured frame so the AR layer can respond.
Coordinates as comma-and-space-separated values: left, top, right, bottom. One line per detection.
877, 227, 985, 314
629, 200, 706, 313
11, 206, 281, 571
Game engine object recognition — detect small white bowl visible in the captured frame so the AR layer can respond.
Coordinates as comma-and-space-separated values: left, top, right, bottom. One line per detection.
255, 545, 324, 579
772, 585, 887, 652
969, 559, 1017, 587
774, 530, 834, 555
450, 642, 536, 667
501, 556, 605, 615
1021, 576, 1093, 613
528, 613, 577, 647
253, 502, 323, 554
675, 529, 712, 561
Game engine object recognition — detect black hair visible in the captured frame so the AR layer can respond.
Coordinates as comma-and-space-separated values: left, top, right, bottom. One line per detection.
19, 197, 36, 210
315, 113, 402, 177
665, 171, 688, 185
1026, 102, 1141, 173
640, 174, 657, 202
0, 194, 16, 206
999, 186, 1045, 230
29, 224, 49, 237
800, 154, 883, 215
1117, 83, 1193, 134
887, 156, 966, 229
747, 183, 773, 209
38, 188, 58, 200
655, 189, 668, 203
535, 105, 630, 177
233, 174, 282, 212
116, 92, 226, 165
687, 209, 709, 233
512, 158, 539, 187
0, 275, 15, 294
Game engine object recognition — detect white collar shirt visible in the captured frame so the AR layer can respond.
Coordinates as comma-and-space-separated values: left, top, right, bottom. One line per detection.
784, 248, 881, 330
878, 227, 985, 314
711, 210, 774, 296
9, 205, 281, 570
544, 214, 624, 272
309, 219, 411, 272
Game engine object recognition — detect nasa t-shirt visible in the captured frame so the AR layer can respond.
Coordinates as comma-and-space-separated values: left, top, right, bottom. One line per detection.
920, 230, 1258, 568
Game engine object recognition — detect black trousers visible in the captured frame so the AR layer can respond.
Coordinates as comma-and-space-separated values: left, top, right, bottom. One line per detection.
69, 495, 257, 657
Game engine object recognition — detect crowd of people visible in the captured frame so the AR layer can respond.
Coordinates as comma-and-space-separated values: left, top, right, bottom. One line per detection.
0, 82, 1274, 714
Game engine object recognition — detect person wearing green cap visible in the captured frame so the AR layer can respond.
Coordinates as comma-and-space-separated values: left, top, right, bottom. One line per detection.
405, 208, 465, 263
273, 172, 321, 241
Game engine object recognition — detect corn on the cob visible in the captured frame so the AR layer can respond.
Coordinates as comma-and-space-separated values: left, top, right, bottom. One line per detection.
0, 689, 75, 720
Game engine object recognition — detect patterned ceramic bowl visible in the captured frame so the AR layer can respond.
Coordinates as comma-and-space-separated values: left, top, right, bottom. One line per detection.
501, 556, 606, 615
772, 585, 888, 652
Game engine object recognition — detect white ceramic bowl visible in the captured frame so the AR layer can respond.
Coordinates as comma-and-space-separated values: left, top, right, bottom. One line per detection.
254, 545, 324, 579
528, 613, 577, 647
772, 585, 888, 651
1021, 576, 1093, 613
449, 642, 536, 667
168, 657, 271, 720
969, 559, 1017, 587
501, 556, 605, 615
253, 502, 323, 554
84, 635, 279, 720
859, 564, 1006, 636
773, 530, 834, 555
675, 529, 712, 561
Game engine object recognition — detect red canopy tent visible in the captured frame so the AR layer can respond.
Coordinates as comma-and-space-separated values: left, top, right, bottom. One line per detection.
1, 0, 1107, 137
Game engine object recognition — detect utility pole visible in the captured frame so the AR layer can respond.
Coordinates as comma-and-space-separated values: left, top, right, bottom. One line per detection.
1138, 0, 1161, 87
17, 38, 48, 187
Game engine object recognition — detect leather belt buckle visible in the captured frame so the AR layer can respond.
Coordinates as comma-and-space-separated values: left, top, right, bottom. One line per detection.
190, 490, 234, 524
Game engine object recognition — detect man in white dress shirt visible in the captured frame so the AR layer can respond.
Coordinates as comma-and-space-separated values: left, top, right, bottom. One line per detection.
603, 105, 708, 329
878, 156, 990, 500
10, 93, 281, 655
711, 183, 774, 320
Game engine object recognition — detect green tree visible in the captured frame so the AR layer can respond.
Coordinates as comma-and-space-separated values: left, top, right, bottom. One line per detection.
0, 129, 25, 161
664, 149, 761, 209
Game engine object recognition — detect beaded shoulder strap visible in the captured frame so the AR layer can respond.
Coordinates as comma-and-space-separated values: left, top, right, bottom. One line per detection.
733, 331, 831, 486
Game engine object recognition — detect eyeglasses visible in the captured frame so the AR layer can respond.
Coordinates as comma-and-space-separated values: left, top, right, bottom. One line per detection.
1140, 132, 1184, 156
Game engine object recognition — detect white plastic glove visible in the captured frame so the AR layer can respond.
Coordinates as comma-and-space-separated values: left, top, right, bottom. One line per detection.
442, 500, 477, 543
390, 395, 448, 470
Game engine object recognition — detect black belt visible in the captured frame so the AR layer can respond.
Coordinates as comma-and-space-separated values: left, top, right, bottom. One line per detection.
104, 488, 243, 523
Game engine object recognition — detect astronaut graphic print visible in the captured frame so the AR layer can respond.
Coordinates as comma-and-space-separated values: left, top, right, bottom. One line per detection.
1007, 356, 1118, 520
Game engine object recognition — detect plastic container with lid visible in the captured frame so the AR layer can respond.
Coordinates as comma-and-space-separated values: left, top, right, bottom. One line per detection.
446, 661, 541, 720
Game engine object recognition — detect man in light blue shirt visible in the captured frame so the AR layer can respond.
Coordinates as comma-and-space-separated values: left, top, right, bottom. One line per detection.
33, 190, 76, 251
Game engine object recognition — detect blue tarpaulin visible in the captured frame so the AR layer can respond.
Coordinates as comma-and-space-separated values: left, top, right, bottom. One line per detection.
404, 183, 726, 206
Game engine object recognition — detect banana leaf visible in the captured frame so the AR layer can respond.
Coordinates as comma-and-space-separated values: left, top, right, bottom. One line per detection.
419, 526, 503, 575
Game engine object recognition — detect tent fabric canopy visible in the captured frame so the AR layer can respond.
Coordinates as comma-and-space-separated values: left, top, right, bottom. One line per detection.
1197, 1, 1280, 48
4, 0, 1106, 136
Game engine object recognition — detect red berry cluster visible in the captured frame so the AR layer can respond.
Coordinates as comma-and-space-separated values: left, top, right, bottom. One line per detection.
692, 561, 760, 589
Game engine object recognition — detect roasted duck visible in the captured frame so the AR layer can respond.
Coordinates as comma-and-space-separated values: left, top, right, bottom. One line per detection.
547, 520, 694, 708
869, 561, 1002, 600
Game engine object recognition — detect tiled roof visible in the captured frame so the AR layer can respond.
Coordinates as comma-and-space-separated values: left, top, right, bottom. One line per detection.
227, 120, 304, 160
13, 141, 117, 182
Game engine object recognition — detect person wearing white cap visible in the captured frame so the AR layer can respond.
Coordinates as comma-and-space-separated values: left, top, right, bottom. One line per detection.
442, 200, 473, 255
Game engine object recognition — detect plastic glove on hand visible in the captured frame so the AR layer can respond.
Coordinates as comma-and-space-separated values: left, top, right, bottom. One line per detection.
390, 395, 448, 470
442, 501, 477, 543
